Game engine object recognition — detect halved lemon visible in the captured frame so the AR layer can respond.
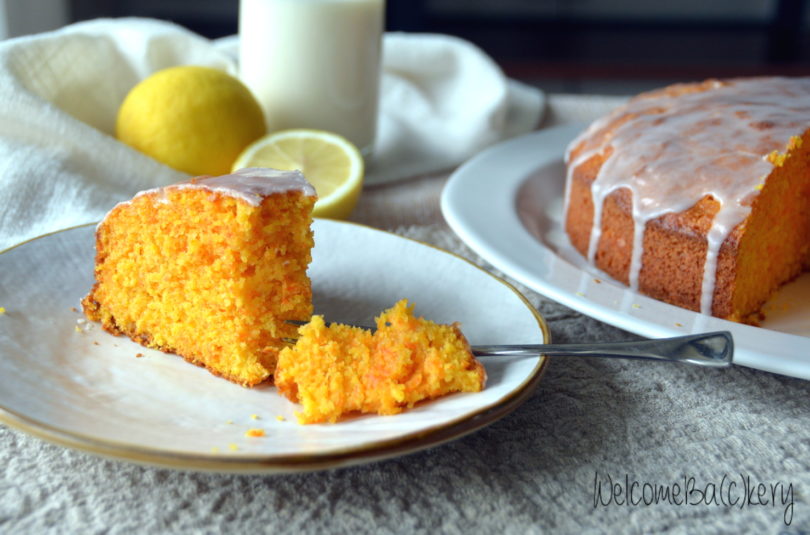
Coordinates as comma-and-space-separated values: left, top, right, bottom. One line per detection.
232, 129, 364, 219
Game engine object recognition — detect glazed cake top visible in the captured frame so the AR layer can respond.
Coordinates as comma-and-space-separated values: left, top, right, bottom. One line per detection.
564, 76, 810, 314
567, 77, 810, 226
99, 167, 316, 229
171, 167, 316, 206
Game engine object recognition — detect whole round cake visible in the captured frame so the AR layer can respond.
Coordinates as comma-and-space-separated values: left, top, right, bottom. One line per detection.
564, 77, 810, 324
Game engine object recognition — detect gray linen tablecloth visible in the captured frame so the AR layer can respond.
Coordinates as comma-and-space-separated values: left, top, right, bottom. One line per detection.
3, 94, 810, 534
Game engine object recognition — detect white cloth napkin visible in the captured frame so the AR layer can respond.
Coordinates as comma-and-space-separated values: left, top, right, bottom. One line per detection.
215, 32, 545, 185
372, 33, 545, 184
0, 17, 545, 251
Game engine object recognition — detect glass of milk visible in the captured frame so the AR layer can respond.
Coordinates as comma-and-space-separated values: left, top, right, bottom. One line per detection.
239, 0, 385, 157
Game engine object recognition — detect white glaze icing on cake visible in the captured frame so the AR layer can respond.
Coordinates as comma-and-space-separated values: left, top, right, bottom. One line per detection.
186, 167, 316, 205
564, 77, 810, 314
100, 168, 316, 227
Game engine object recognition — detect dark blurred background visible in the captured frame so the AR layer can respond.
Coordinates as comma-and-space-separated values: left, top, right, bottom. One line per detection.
4, 0, 810, 94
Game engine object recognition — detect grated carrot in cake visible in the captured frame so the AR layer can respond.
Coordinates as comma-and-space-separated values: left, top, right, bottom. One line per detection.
82, 168, 316, 386
275, 300, 486, 424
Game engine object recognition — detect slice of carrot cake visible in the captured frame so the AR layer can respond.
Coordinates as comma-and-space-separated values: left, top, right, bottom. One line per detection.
82, 167, 316, 386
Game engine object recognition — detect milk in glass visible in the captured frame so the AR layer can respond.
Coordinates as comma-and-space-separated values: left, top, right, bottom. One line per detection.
239, 0, 385, 156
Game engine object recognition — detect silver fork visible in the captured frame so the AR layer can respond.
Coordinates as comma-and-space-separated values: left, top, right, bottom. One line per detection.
471, 331, 732, 367
286, 321, 733, 368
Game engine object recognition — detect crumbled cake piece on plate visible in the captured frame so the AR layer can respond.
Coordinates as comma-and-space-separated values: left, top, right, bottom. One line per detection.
275, 300, 486, 424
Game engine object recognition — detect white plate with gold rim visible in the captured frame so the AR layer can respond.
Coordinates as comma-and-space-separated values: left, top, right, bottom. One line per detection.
0, 219, 548, 473
441, 123, 810, 380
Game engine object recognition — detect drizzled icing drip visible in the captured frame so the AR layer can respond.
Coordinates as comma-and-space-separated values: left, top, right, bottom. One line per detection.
565, 77, 810, 315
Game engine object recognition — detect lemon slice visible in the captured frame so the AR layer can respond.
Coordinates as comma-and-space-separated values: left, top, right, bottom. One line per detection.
233, 129, 364, 219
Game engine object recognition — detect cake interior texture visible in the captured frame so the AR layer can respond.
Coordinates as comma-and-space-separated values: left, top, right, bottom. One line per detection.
564, 77, 810, 323
275, 300, 486, 424
82, 172, 315, 386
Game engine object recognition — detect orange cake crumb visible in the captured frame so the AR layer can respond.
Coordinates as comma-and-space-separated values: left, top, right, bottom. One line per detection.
244, 428, 265, 438
275, 300, 486, 424
81, 168, 316, 386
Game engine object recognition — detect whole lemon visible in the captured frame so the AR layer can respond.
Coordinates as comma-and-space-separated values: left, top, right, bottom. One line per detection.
116, 65, 266, 176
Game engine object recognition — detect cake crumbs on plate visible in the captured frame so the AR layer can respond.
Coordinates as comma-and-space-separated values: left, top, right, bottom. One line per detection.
593, 278, 602, 284
245, 428, 265, 438
135, 353, 144, 358
210, 446, 220, 453
75, 318, 94, 334
276, 415, 286, 422
675, 322, 684, 327
0, 307, 6, 315
228, 443, 238, 451
631, 303, 641, 309
226, 420, 233, 425
575, 291, 585, 297
250, 413, 260, 420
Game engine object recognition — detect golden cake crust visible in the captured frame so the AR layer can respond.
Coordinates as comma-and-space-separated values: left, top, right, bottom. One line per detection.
564, 77, 810, 323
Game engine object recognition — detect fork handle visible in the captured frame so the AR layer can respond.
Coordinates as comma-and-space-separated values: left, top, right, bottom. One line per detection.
471, 331, 733, 367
